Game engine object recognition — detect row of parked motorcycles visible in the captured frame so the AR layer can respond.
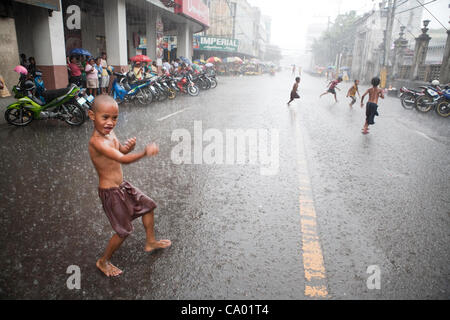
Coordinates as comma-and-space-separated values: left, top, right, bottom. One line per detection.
399, 80, 450, 117
4, 68, 217, 127
110, 69, 217, 106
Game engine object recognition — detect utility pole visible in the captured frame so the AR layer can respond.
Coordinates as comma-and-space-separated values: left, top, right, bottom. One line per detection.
381, 0, 397, 88
383, 0, 397, 66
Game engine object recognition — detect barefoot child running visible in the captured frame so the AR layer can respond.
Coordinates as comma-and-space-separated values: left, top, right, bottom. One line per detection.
360, 77, 384, 134
346, 79, 360, 107
287, 77, 301, 105
320, 76, 342, 102
88, 95, 171, 277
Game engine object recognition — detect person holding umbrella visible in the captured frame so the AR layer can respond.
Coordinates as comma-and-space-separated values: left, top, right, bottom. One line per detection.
85, 57, 99, 97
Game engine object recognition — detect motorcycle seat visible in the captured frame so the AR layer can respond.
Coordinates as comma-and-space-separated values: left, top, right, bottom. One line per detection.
41, 85, 75, 103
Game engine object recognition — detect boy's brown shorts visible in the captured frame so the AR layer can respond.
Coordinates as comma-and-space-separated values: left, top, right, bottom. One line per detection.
98, 181, 157, 238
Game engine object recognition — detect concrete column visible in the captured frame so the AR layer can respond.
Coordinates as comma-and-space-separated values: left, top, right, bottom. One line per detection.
104, 0, 128, 72
439, 30, 450, 84
31, 3, 67, 89
392, 26, 408, 78
177, 23, 193, 60
146, 6, 157, 61
411, 20, 431, 80
0, 17, 20, 92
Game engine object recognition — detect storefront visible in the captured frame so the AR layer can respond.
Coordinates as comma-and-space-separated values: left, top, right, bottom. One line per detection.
1, 0, 209, 90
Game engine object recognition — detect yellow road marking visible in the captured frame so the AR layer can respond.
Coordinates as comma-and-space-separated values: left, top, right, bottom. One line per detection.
292, 109, 329, 298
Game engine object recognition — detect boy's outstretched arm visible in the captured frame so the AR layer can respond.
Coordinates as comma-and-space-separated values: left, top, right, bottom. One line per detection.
91, 139, 157, 164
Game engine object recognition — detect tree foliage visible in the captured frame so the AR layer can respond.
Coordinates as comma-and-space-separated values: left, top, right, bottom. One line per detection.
312, 11, 359, 66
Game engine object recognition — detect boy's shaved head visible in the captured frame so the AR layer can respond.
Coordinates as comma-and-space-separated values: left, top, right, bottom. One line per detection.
92, 94, 118, 112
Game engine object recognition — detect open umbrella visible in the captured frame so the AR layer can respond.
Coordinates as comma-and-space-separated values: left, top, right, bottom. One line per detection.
207, 57, 222, 63
194, 59, 206, 64
69, 48, 92, 57
130, 55, 152, 63
179, 56, 192, 65
234, 57, 243, 64
14, 65, 28, 75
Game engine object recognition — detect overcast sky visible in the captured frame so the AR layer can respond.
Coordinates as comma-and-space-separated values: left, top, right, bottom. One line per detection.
246, 0, 450, 55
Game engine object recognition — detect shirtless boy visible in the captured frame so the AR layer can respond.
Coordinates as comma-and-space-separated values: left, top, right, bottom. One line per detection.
88, 95, 171, 277
360, 77, 384, 134
287, 77, 301, 105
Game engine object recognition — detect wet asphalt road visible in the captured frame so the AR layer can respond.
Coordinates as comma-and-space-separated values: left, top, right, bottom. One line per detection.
0, 71, 449, 300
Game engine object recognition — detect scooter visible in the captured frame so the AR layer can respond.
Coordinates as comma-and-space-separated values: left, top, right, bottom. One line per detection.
436, 88, 450, 117
415, 85, 442, 113
399, 86, 424, 110
111, 72, 149, 105
5, 79, 87, 127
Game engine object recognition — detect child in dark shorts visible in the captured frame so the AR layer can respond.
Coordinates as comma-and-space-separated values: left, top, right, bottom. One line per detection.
360, 77, 384, 134
287, 77, 300, 105
88, 95, 171, 277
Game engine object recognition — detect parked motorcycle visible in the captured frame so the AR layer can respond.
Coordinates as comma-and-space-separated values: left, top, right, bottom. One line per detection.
111, 72, 149, 105
399, 86, 424, 110
436, 88, 450, 117
176, 73, 199, 96
415, 85, 442, 113
5, 79, 86, 127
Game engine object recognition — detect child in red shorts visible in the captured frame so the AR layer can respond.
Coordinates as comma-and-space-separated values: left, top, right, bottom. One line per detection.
88, 95, 171, 277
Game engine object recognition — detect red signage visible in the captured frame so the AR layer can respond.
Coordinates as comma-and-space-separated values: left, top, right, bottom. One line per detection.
175, 0, 209, 27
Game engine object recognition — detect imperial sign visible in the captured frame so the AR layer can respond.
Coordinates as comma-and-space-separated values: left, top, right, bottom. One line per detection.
194, 36, 239, 52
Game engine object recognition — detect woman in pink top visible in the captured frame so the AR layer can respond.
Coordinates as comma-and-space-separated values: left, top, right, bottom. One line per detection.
85, 57, 98, 96
68, 56, 82, 86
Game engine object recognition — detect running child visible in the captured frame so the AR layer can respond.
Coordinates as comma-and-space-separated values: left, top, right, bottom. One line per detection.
320, 76, 342, 102
346, 80, 360, 107
88, 95, 171, 277
287, 77, 301, 105
360, 77, 384, 134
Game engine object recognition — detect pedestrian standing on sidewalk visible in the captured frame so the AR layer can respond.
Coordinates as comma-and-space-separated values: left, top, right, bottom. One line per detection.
320, 76, 342, 102
100, 52, 110, 94
346, 79, 360, 107
95, 57, 103, 96
85, 57, 99, 97
287, 77, 301, 106
87, 95, 171, 277
68, 56, 82, 86
360, 77, 384, 134
27, 57, 37, 79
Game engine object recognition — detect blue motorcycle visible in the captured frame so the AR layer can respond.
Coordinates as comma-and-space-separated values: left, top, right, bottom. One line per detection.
111, 72, 150, 105
436, 88, 450, 118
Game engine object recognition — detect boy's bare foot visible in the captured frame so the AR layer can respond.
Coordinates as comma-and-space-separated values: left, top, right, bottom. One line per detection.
145, 239, 172, 253
96, 259, 123, 277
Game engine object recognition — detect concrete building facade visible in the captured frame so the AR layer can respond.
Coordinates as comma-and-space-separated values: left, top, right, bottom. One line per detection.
0, 0, 209, 90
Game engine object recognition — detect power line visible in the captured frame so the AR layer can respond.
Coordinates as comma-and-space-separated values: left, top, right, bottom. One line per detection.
396, 0, 436, 15
415, 0, 448, 31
